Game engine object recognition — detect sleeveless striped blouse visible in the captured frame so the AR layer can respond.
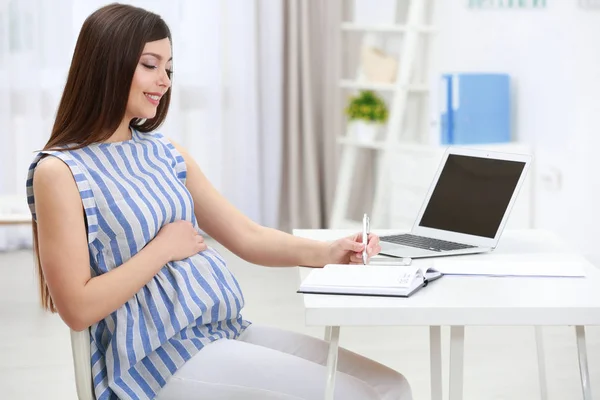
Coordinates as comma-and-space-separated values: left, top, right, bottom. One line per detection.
26, 129, 250, 399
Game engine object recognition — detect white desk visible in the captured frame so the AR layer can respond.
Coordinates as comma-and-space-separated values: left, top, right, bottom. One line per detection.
293, 229, 600, 400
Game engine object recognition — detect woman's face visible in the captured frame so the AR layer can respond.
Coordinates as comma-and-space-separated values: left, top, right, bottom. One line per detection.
126, 38, 172, 120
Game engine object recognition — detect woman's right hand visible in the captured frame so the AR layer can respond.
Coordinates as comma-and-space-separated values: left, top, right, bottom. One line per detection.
154, 220, 207, 262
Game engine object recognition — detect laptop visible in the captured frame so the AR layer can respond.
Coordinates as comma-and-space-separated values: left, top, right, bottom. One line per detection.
379, 147, 532, 259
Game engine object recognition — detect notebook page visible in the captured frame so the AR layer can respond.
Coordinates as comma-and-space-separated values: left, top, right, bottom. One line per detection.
304, 265, 422, 289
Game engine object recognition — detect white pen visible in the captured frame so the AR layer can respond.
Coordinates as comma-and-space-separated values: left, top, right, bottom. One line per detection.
362, 213, 370, 265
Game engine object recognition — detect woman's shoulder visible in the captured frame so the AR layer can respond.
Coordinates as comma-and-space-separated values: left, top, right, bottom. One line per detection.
27, 148, 92, 191
30, 153, 75, 185
33, 156, 74, 185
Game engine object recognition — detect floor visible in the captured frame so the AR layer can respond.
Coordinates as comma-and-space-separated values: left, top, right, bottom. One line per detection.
1, 240, 599, 400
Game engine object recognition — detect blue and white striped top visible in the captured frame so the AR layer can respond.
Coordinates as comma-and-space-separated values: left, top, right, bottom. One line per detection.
26, 129, 250, 399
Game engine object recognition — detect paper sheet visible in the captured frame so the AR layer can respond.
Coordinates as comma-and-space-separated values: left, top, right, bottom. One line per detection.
432, 259, 587, 277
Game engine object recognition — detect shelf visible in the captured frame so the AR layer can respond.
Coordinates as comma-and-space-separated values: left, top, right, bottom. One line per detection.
337, 136, 388, 150
339, 80, 429, 92
337, 137, 432, 151
337, 137, 458, 153
340, 81, 395, 91
337, 137, 532, 156
341, 23, 436, 33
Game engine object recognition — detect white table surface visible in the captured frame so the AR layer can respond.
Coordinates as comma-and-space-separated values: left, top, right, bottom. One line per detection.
293, 229, 600, 400
294, 229, 600, 327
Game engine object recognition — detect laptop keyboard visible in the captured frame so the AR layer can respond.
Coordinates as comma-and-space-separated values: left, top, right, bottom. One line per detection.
380, 234, 476, 252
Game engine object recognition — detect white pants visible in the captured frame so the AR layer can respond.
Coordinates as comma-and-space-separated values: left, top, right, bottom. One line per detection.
155, 324, 412, 400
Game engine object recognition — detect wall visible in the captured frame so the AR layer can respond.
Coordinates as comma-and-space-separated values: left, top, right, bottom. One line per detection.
432, 1, 600, 254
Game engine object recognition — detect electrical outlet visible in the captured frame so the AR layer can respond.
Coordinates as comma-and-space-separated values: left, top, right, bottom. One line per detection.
538, 166, 562, 191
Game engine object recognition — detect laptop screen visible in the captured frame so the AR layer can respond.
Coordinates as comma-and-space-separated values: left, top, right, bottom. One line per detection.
418, 154, 526, 238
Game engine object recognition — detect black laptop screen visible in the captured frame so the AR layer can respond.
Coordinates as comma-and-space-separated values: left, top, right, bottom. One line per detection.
418, 154, 526, 238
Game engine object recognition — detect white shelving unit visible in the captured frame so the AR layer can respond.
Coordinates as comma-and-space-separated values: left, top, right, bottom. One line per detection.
339, 80, 429, 92
329, 0, 437, 229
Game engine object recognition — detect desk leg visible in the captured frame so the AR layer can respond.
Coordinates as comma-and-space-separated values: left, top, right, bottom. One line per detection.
324, 326, 332, 342
576, 326, 593, 400
324, 326, 340, 400
430, 326, 443, 400
535, 326, 549, 400
449, 326, 465, 400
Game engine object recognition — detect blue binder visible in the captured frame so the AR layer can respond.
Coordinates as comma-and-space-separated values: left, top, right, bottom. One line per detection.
440, 73, 511, 145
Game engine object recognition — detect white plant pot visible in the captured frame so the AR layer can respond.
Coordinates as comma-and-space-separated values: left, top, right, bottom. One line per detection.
351, 120, 380, 142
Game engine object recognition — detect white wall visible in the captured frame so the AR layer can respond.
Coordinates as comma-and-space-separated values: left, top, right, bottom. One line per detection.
433, 1, 600, 254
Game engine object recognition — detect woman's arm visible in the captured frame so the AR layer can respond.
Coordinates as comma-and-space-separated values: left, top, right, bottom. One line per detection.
241, 228, 372, 267
171, 140, 367, 267
33, 157, 203, 331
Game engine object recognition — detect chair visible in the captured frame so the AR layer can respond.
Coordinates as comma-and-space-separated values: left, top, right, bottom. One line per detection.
70, 328, 95, 400
0, 195, 95, 398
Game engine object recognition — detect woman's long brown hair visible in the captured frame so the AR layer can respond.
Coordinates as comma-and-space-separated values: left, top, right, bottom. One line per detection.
34, 3, 172, 311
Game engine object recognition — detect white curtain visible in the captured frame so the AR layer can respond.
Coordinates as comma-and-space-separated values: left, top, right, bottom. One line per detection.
0, 0, 283, 251
278, 0, 341, 232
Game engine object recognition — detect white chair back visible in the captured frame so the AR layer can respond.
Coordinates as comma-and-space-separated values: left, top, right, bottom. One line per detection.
70, 328, 95, 400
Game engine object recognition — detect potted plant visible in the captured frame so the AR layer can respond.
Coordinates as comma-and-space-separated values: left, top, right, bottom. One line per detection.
344, 90, 389, 142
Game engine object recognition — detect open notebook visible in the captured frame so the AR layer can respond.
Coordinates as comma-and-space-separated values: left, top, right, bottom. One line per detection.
298, 264, 443, 298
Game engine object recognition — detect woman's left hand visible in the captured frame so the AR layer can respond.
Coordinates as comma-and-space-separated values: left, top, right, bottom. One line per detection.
327, 233, 382, 265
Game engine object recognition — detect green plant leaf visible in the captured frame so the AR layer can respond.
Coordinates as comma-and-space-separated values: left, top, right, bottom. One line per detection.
344, 90, 389, 123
